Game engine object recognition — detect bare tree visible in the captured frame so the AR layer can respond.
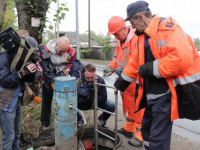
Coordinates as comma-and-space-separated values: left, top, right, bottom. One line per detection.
0, 0, 7, 31
15, 0, 50, 43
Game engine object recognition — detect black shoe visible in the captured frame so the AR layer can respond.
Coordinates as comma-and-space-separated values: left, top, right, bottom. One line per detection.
39, 124, 50, 133
128, 137, 143, 147
117, 128, 133, 137
19, 141, 27, 147
20, 133, 31, 143
98, 115, 107, 128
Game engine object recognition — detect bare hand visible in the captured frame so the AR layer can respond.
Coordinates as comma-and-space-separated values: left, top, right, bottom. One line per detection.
63, 70, 70, 76
26, 86, 34, 97
114, 88, 118, 95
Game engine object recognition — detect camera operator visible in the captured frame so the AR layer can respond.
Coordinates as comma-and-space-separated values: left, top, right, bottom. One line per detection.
0, 28, 38, 150
39, 36, 76, 132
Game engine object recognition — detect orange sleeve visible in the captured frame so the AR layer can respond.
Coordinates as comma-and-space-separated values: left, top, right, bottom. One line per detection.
158, 29, 193, 78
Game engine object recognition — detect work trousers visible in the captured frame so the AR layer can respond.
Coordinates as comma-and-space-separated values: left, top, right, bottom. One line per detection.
123, 108, 144, 141
142, 94, 173, 150
41, 83, 53, 126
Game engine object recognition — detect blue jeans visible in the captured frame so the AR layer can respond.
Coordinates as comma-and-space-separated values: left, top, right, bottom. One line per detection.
0, 99, 21, 150
115, 67, 124, 76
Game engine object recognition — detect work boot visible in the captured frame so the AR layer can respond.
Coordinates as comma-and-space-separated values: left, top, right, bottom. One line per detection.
117, 128, 133, 137
98, 115, 107, 128
20, 133, 31, 143
39, 124, 50, 133
19, 141, 27, 147
128, 137, 143, 147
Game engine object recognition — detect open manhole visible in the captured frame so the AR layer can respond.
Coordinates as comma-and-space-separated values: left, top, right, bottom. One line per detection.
77, 127, 122, 150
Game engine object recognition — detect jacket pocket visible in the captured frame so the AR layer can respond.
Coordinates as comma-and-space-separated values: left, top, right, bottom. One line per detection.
0, 87, 16, 105
179, 84, 198, 110
177, 81, 200, 120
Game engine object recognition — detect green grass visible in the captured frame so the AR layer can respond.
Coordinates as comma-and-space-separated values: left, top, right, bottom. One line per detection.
0, 100, 54, 149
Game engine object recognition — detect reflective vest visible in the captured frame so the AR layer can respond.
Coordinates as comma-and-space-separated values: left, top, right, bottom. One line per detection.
108, 28, 137, 115
108, 28, 137, 69
122, 15, 200, 121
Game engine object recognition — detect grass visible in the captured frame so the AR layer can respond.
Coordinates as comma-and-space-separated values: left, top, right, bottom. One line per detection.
0, 100, 54, 150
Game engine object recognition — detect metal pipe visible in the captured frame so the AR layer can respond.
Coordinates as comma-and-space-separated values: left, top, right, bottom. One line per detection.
95, 83, 115, 89
94, 75, 98, 150
75, 0, 80, 60
79, 140, 86, 150
96, 107, 115, 116
69, 105, 87, 125
56, 0, 59, 39
88, 0, 90, 48
96, 130, 115, 141
114, 81, 118, 146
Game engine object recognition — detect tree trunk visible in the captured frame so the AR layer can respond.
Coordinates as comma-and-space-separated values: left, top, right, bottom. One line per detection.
0, 0, 6, 31
15, 0, 50, 43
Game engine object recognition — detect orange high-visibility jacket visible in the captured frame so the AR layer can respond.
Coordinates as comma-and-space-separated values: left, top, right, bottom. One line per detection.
121, 15, 200, 121
108, 28, 137, 69
108, 28, 137, 115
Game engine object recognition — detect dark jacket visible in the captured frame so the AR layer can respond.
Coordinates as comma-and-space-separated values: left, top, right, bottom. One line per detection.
77, 74, 107, 105
0, 52, 35, 112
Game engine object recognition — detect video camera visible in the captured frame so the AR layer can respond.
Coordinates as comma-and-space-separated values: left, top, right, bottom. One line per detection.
0, 27, 42, 80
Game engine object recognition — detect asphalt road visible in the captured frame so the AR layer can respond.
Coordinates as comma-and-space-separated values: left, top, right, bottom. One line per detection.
82, 60, 200, 143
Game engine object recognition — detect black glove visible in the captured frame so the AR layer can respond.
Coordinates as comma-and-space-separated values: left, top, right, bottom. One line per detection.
114, 75, 131, 92
23, 65, 32, 75
87, 82, 94, 91
138, 61, 155, 78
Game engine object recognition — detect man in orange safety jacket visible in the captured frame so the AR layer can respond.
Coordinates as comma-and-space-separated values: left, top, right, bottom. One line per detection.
114, 1, 200, 150
103, 16, 144, 147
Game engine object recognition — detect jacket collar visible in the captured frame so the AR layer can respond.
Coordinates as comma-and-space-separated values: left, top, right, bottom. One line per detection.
145, 14, 177, 38
144, 14, 160, 37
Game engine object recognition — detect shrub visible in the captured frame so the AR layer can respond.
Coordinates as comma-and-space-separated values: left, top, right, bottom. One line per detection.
80, 49, 93, 59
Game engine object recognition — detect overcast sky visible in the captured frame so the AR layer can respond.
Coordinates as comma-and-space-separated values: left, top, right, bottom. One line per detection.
47, 0, 200, 39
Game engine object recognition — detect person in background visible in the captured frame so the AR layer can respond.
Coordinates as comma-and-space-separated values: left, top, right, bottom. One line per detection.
104, 16, 144, 147
40, 36, 76, 131
17, 29, 29, 37
114, 1, 200, 150
17, 30, 38, 147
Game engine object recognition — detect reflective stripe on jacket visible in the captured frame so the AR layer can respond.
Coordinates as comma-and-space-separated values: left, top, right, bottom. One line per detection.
122, 14, 200, 121
108, 28, 138, 115
108, 28, 137, 69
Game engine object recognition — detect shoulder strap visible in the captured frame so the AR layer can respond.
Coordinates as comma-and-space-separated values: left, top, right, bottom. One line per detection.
19, 47, 35, 71
10, 38, 25, 72
10, 38, 35, 72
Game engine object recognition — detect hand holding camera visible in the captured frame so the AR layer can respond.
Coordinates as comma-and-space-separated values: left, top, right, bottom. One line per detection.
22, 63, 37, 76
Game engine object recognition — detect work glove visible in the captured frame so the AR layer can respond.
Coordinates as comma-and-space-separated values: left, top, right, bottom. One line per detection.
114, 75, 131, 92
103, 66, 113, 77
138, 61, 155, 78
24, 63, 37, 75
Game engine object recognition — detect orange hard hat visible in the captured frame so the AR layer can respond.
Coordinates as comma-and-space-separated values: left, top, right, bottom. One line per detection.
107, 16, 125, 35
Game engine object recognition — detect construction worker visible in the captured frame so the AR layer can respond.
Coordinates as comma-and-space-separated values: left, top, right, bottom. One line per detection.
114, 1, 200, 150
103, 16, 144, 147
